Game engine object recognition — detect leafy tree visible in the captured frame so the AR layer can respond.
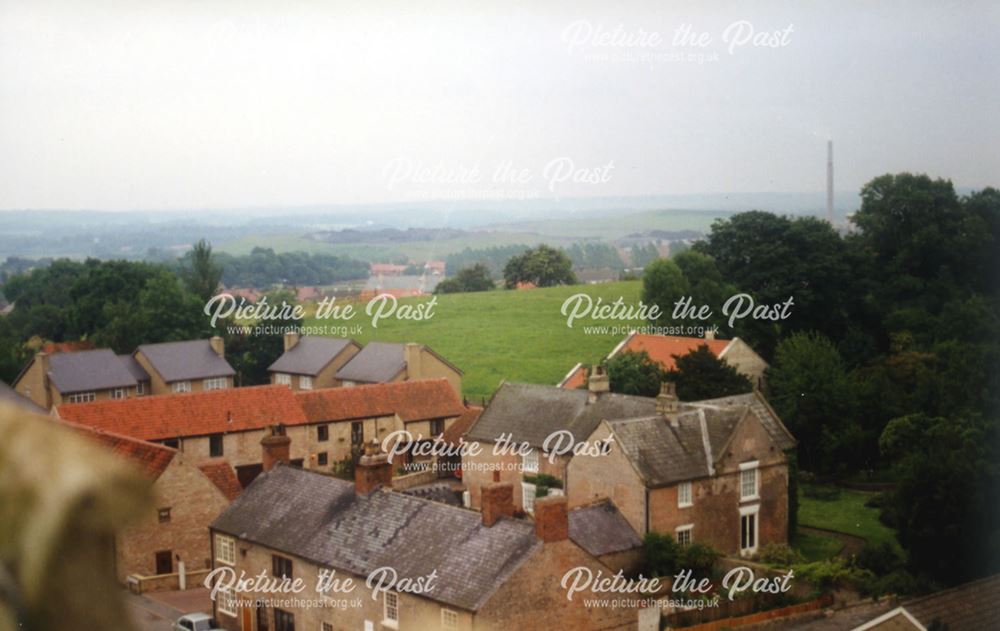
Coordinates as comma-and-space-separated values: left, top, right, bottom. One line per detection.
667, 345, 752, 401
603, 350, 667, 397
640, 258, 689, 323
502, 245, 576, 288
435, 263, 495, 294
638, 531, 680, 578
182, 239, 223, 302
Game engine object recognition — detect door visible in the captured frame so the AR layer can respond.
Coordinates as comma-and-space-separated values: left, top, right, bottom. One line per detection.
155, 550, 173, 575
740, 510, 758, 555
241, 607, 253, 631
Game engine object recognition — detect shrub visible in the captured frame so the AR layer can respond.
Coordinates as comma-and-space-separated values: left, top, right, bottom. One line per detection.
678, 542, 720, 578
793, 559, 875, 591
856, 542, 905, 576
864, 493, 887, 509
757, 542, 804, 567
523, 473, 563, 489
639, 532, 679, 578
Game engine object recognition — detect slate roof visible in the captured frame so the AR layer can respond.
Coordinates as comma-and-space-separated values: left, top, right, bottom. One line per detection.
47, 349, 138, 394
63, 421, 176, 479
901, 573, 1000, 631
212, 466, 541, 611
295, 379, 465, 424
118, 354, 150, 382
465, 382, 657, 448
0, 380, 45, 414
568, 501, 642, 557
268, 337, 358, 376
692, 391, 796, 451
198, 459, 243, 501
136, 339, 236, 382
57, 385, 306, 441
335, 342, 407, 383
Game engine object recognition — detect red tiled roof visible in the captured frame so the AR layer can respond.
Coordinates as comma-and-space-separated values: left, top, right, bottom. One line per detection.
296, 379, 465, 423
442, 406, 482, 445
57, 385, 307, 441
42, 340, 95, 354
370, 263, 408, 275
198, 459, 242, 501
296, 286, 323, 302
617, 334, 730, 372
559, 364, 588, 390
62, 420, 176, 479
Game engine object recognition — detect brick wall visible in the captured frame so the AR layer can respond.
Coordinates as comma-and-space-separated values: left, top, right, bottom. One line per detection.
464, 441, 569, 511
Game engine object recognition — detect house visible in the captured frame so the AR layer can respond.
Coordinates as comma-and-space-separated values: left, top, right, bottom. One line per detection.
424, 260, 446, 275
133, 337, 236, 395
268, 332, 361, 391
336, 341, 463, 396
559, 331, 768, 390
370, 262, 408, 276
567, 382, 796, 556
362, 273, 442, 297
0, 379, 46, 413
567, 500, 643, 573
294, 286, 323, 302
207, 445, 642, 631
462, 368, 657, 513
64, 421, 238, 585
223, 287, 261, 303
13, 347, 151, 409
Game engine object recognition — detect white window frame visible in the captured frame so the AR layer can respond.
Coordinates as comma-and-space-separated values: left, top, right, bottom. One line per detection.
111, 387, 127, 400
739, 504, 760, 555
217, 586, 237, 617
522, 448, 538, 473
441, 608, 459, 630
203, 377, 227, 391
275, 373, 292, 386
68, 392, 96, 403
676, 524, 693, 547
678, 481, 693, 508
521, 481, 536, 513
382, 591, 399, 629
299, 375, 313, 390
172, 380, 192, 393
214, 534, 236, 565
739, 460, 759, 501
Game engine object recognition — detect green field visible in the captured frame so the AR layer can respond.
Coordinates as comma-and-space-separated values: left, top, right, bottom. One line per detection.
306, 281, 646, 400
798, 484, 899, 550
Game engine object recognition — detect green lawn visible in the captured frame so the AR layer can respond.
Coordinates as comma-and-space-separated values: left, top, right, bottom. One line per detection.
798, 484, 899, 549
306, 281, 646, 400
793, 530, 844, 562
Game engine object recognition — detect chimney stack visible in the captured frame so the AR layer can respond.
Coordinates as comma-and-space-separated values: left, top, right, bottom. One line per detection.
656, 382, 680, 427
355, 440, 393, 495
587, 365, 610, 403
284, 331, 301, 352
534, 495, 569, 543
704, 328, 715, 341
209, 335, 225, 358
404, 343, 423, 380
826, 140, 834, 224
481, 482, 514, 527
261, 425, 291, 472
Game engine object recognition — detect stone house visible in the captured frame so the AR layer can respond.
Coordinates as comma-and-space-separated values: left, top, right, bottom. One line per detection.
65, 421, 239, 584
13, 347, 152, 409
208, 444, 641, 631
567, 383, 796, 556
133, 337, 236, 395
335, 341, 463, 397
268, 333, 361, 391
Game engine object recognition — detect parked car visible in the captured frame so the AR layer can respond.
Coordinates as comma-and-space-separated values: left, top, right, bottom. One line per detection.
173, 613, 223, 631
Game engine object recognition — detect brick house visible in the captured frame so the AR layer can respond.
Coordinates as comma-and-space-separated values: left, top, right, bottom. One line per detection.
208, 444, 641, 631
65, 421, 239, 584
268, 332, 361, 391
13, 347, 152, 409
133, 337, 236, 395
567, 383, 796, 556
335, 341, 463, 396
463, 370, 657, 513
559, 331, 769, 390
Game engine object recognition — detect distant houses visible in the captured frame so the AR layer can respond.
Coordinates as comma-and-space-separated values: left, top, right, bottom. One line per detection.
268, 332, 362, 391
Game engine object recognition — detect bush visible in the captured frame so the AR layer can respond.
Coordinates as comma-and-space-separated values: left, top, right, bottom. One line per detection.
678, 542, 720, 578
757, 542, 804, 567
793, 559, 875, 591
523, 473, 562, 489
856, 542, 905, 576
864, 493, 887, 509
639, 532, 679, 578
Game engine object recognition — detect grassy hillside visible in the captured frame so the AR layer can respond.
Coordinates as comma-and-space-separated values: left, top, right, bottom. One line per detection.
306, 281, 645, 400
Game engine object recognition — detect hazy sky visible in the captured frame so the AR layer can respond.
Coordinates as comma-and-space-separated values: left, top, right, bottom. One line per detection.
0, 0, 997, 211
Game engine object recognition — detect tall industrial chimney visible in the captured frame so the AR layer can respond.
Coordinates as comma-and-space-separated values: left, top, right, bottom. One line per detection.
826, 140, 834, 224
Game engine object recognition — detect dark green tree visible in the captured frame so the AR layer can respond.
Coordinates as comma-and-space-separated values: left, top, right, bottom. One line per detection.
603, 350, 667, 397
640, 258, 690, 323
435, 263, 495, 294
667, 345, 752, 401
502, 244, 576, 288
181, 239, 223, 302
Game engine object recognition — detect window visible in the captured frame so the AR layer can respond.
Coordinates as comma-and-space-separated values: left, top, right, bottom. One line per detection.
351, 422, 364, 446
136, 381, 144, 395
172, 381, 191, 393
274, 609, 294, 631
218, 586, 237, 617
321, 624, 333, 631
68, 392, 96, 403
299, 375, 313, 390
275, 373, 292, 386
317, 424, 329, 442
678, 481, 693, 508
273, 555, 293, 579
521, 481, 536, 513
163, 438, 180, 449
740, 505, 759, 554
382, 591, 399, 628
522, 449, 538, 473
209, 434, 224, 457
441, 608, 459, 630
317, 452, 328, 466
111, 388, 127, 400
215, 534, 236, 565
204, 377, 227, 390
430, 419, 444, 436
158, 507, 171, 523
739, 461, 759, 501
676, 524, 693, 547
155, 550, 173, 575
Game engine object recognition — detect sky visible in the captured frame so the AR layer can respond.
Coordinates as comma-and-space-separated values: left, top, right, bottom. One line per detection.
0, 0, 997, 211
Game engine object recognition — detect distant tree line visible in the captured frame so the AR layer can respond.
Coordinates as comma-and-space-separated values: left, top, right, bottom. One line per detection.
198, 247, 370, 288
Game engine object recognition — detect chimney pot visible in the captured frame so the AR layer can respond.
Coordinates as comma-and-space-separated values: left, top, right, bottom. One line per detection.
209, 336, 225, 357
534, 495, 569, 543
481, 482, 514, 527
284, 331, 301, 352
587, 365, 610, 403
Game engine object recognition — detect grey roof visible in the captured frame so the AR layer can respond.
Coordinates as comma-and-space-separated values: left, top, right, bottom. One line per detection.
117, 354, 150, 382
568, 501, 642, 556
0, 380, 46, 413
466, 382, 657, 448
365, 275, 442, 292
47, 349, 138, 394
692, 392, 796, 451
268, 337, 356, 376
136, 340, 235, 382
212, 466, 540, 611
335, 342, 406, 383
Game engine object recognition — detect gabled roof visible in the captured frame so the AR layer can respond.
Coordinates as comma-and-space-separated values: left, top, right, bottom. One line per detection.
117, 354, 150, 382
692, 391, 796, 451
900, 573, 1000, 631
268, 337, 358, 376
568, 501, 642, 557
557, 363, 588, 389
212, 466, 541, 611
442, 406, 482, 446
0, 380, 46, 414
612, 333, 731, 371
466, 382, 657, 448
335, 341, 406, 382
57, 385, 306, 441
63, 420, 176, 479
197, 459, 243, 501
295, 379, 465, 424
135, 339, 235, 382
47, 349, 138, 394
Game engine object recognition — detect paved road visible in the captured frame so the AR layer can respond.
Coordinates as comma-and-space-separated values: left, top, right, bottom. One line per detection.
125, 590, 178, 631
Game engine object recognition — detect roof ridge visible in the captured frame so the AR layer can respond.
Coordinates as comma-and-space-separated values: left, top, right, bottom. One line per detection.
59, 383, 288, 407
